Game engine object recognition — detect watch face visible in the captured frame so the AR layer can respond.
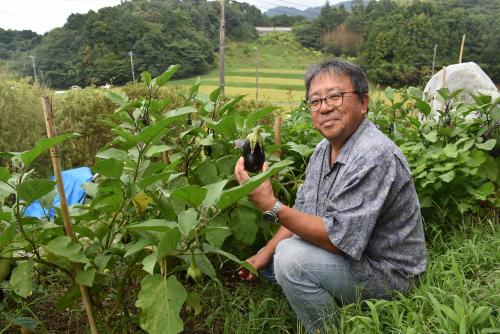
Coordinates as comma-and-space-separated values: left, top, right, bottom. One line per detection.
263, 211, 276, 223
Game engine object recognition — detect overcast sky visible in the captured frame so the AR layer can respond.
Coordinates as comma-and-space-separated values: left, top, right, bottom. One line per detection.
0, 0, 337, 35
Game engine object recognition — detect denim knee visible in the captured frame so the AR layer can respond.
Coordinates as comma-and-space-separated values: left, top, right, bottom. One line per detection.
273, 237, 310, 288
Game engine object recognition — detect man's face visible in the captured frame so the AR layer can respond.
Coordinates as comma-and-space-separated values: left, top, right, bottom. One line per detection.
308, 72, 369, 146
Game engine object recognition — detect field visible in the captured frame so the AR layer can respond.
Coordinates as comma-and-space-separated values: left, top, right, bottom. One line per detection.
0, 33, 498, 334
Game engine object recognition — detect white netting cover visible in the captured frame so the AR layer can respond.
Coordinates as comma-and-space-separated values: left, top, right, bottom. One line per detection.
424, 62, 499, 110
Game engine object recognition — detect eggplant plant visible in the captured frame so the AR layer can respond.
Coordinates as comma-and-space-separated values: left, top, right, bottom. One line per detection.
0, 65, 292, 333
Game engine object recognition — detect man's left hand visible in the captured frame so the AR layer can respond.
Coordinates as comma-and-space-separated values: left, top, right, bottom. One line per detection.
234, 157, 276, 211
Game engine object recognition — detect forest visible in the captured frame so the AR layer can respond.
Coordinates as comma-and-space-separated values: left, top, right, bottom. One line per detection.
1, 0, 499, 88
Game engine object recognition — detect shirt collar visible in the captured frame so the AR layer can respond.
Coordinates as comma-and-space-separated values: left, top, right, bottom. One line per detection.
335, 117, 370, 165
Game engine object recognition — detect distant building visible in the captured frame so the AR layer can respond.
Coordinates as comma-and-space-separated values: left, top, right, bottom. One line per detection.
255, 27, 292, 35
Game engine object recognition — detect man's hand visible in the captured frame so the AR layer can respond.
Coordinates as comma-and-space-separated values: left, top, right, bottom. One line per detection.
237, 248, 273, 281
234, 157, 276, 211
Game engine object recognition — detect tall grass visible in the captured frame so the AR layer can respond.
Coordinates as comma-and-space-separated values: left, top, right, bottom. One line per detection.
191, 215, 499, 333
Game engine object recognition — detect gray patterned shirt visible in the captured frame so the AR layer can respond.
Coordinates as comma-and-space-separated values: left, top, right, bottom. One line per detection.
293, 118, 427, 298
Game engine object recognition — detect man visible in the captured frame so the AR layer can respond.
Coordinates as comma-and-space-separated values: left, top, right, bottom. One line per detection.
234, 59, 427, 333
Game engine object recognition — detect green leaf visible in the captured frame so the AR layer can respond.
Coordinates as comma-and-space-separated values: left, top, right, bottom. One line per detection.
384, 87, 395, 101
423, 131, 437, 143
142, 252, 157, 274
203, 243, 253, 273
96, 148, 129, 161
194, 253, 217, 279
216, 155, 239, 177
0, 224, 16, 250
208, 115, 236, 138
94, 254, 112, 273
229, 206, 259, 245
157, 227, 181, 260
178, 208, 198, 237
219, 95, 246, 115
210, 87, 221, 102
204, 215, 232, 248
136, 275, 187, 334
216, 160, 293, 210
246, 106, 278, 129
439, 171, 455, 183
17, 179, 56, 204
476, 139, 496, 151
0, 167, 9, 182
93, 158, 124, 179
44, 236, 89, 264
202, 180, 228, 208
127, 219, 177, 232
288, 142, 314, 158
137, 172, 171, 189
10, 260, 34, 298
106, 91, 129, 106
7, 317, 40, 331
443, 144, 458, 158
20, 133, 76, 166
197, 160, 219, 186
76, 268, 96, 287
141, 71, 152, 86
145, 145, 172, 157
171, 185, 207, 208
186, 291, 202, 315
415, 100, 431, 116
155, 65, 180, 87
124, 239, 152, 258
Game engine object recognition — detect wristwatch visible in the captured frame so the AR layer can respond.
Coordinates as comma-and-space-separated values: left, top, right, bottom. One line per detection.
262, 200, 283, 223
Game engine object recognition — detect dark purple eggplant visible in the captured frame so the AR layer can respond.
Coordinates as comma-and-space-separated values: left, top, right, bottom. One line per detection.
242, 129, 265, 173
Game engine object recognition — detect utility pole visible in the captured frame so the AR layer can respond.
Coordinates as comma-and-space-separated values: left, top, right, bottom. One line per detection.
219, 0, 225, 97
29, 55, 38, 85
128, 51, 135, 83
254, 46, 259, 105
431, 44, 437, 76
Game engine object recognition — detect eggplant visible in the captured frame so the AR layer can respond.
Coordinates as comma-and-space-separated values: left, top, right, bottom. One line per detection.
242, 129, 265, 173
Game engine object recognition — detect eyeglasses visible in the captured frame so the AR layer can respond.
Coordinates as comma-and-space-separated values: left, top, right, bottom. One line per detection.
306, 91, 358, 112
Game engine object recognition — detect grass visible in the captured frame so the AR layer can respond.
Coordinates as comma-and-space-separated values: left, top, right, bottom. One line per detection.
185, 215, 500, 333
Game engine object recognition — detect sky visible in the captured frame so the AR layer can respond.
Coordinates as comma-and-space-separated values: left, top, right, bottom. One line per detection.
0, 0, 336, 34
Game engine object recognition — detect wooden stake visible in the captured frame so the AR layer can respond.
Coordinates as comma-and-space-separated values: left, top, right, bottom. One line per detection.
459, 34, 466, 64
274, 115, 282, 159
441, 66, 447, 88
219, 0, 225, 98
41, 96, 99, 334
431, 44, 438, 76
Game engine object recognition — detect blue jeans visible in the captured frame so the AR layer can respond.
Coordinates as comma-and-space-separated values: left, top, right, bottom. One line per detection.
261, 236, 364, 334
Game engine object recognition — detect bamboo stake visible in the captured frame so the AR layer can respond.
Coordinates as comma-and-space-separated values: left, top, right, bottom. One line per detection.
441, 66, 447, 88
459, 34, 466, 64
41, 96, 99, 334
274, 115, 282, 159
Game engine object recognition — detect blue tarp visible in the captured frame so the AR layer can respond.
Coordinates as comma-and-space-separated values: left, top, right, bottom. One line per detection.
24, 167, 93, 219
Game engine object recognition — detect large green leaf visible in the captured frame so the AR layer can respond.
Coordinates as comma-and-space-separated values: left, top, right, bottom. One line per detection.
20, 133, 76, 166
204, 215, 232, 248
157, 227, 181, 260
0, 223, 16, 250
0, 167, 9, 182
178, 208, 198, 237
229, 206, 259, 245
216, 160, 293, 210
10, 260, 34, 298
127, 219, 177, 232
93, 158, 124, 179
171, 185, 207, 208
154, 65, 180, 87
136, 275, 187, 334
219, 95, 246, 115
207, 115, 236, 138
17, 179, 56, 204
246, 106, 278, 129
202, 243, 255, 274
76, 269, 96, 287
197, 160, 218, 186
476, 139, 496, 151
202, 180, 228, 207
96, 148, 129, 161
44, 236, 89, 264
106, 91, 129, 106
